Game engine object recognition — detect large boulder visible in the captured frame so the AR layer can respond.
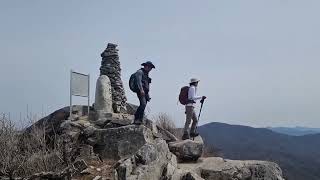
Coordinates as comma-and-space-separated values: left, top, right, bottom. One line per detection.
178, 157, 284, 180
94, 75, 113, 114
114, 138, 178, 180
85, 125, 155, 160
168, 136, 204, 162
94, 112, 133, 128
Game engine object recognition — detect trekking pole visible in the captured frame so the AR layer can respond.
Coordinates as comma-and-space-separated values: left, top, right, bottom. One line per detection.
193, 100, 205, 140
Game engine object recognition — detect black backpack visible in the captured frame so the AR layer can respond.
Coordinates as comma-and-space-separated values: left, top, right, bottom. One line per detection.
129, 73, 138, 92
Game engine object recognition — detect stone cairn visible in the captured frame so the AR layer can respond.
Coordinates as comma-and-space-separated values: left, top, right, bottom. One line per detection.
100, 43, 127, 113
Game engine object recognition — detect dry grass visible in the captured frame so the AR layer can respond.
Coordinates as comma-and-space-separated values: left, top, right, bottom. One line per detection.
155, 113, 179, 137
0, 116, 66, 179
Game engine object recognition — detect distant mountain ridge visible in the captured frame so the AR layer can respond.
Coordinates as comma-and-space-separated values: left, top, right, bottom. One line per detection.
198, 122, 320, 180
268, 126, 320, 136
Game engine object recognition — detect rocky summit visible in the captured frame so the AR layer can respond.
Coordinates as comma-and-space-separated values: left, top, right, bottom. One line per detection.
19, 43, 285, 180
23, 105, 284, 180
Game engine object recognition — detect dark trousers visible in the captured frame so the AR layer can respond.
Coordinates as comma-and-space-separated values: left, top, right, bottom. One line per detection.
134, 93, 147, 121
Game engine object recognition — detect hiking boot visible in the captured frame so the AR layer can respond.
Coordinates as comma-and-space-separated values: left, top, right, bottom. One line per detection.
182, 133, 190, 140
190, 132, 199, 137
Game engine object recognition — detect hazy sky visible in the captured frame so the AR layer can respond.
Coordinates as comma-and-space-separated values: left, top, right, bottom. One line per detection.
1, 0, 319, 128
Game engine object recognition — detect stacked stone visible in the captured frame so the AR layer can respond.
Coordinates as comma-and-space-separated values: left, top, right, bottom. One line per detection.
100, 43, 127, 113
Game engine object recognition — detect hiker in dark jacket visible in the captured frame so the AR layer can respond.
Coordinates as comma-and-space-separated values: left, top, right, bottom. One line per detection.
182, 78, 206, 140
133, 61, 155, 125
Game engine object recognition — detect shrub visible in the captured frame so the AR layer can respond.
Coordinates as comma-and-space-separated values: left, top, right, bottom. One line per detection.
0, 116, 66, 179
155, 113, 178, 136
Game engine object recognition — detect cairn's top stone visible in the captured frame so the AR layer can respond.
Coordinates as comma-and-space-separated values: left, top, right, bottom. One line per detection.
99, 43, 127, 113
101, 43, 118, 57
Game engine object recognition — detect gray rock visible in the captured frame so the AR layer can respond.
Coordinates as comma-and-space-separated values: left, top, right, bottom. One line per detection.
83, 125, 97, 137
116, 158, 135, 180
178, 157, 284, 180
181, 172, 204, 180
115, 138, 178, 180
93, 176, 102, 180
88, 125, 154, 160
144, 119, 157, 131
76, 144, 100, 162
135, 143, 158, 165
94, 113, 134, 128
94, 75, 113, 113
171, 169, 205, 180
94, 118, 112, 127
59, 120, 83, 141
160, 153, 179, 180
24, 105, 92, 141
168, 136, 204, 162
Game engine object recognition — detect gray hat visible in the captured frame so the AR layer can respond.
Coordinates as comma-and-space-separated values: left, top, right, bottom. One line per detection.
141, 61, 155, 69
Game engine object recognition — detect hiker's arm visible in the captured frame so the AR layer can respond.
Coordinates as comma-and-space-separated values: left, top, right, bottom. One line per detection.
135, 70, 144, 93
188, 87, 202, 101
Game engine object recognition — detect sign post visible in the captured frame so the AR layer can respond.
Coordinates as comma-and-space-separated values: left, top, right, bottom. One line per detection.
70, 70, 90, 119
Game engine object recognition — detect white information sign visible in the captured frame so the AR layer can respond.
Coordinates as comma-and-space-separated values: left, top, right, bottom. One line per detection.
71, 72, 89, 97
70, 70, 90, 119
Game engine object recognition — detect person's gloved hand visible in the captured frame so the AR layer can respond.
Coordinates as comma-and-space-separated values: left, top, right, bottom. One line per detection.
200, 96, 207, 103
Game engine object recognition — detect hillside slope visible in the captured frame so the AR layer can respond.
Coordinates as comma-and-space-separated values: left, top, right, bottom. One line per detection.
198, 122, 320, 180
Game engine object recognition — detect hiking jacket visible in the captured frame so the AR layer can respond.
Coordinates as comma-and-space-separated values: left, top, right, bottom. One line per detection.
135, 68, 151, 94
186, 85, 202, 107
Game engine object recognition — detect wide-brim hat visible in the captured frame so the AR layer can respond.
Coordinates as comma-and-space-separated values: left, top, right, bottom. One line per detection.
190, 78, 200, 84
141, 61, 155, 69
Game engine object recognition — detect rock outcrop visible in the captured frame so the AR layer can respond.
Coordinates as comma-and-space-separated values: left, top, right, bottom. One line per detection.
94, 112, 133, 128
86, 125, 154, 160
23, 106, 285, 180
115, 138, 178, 180
178, 157, 284, 180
